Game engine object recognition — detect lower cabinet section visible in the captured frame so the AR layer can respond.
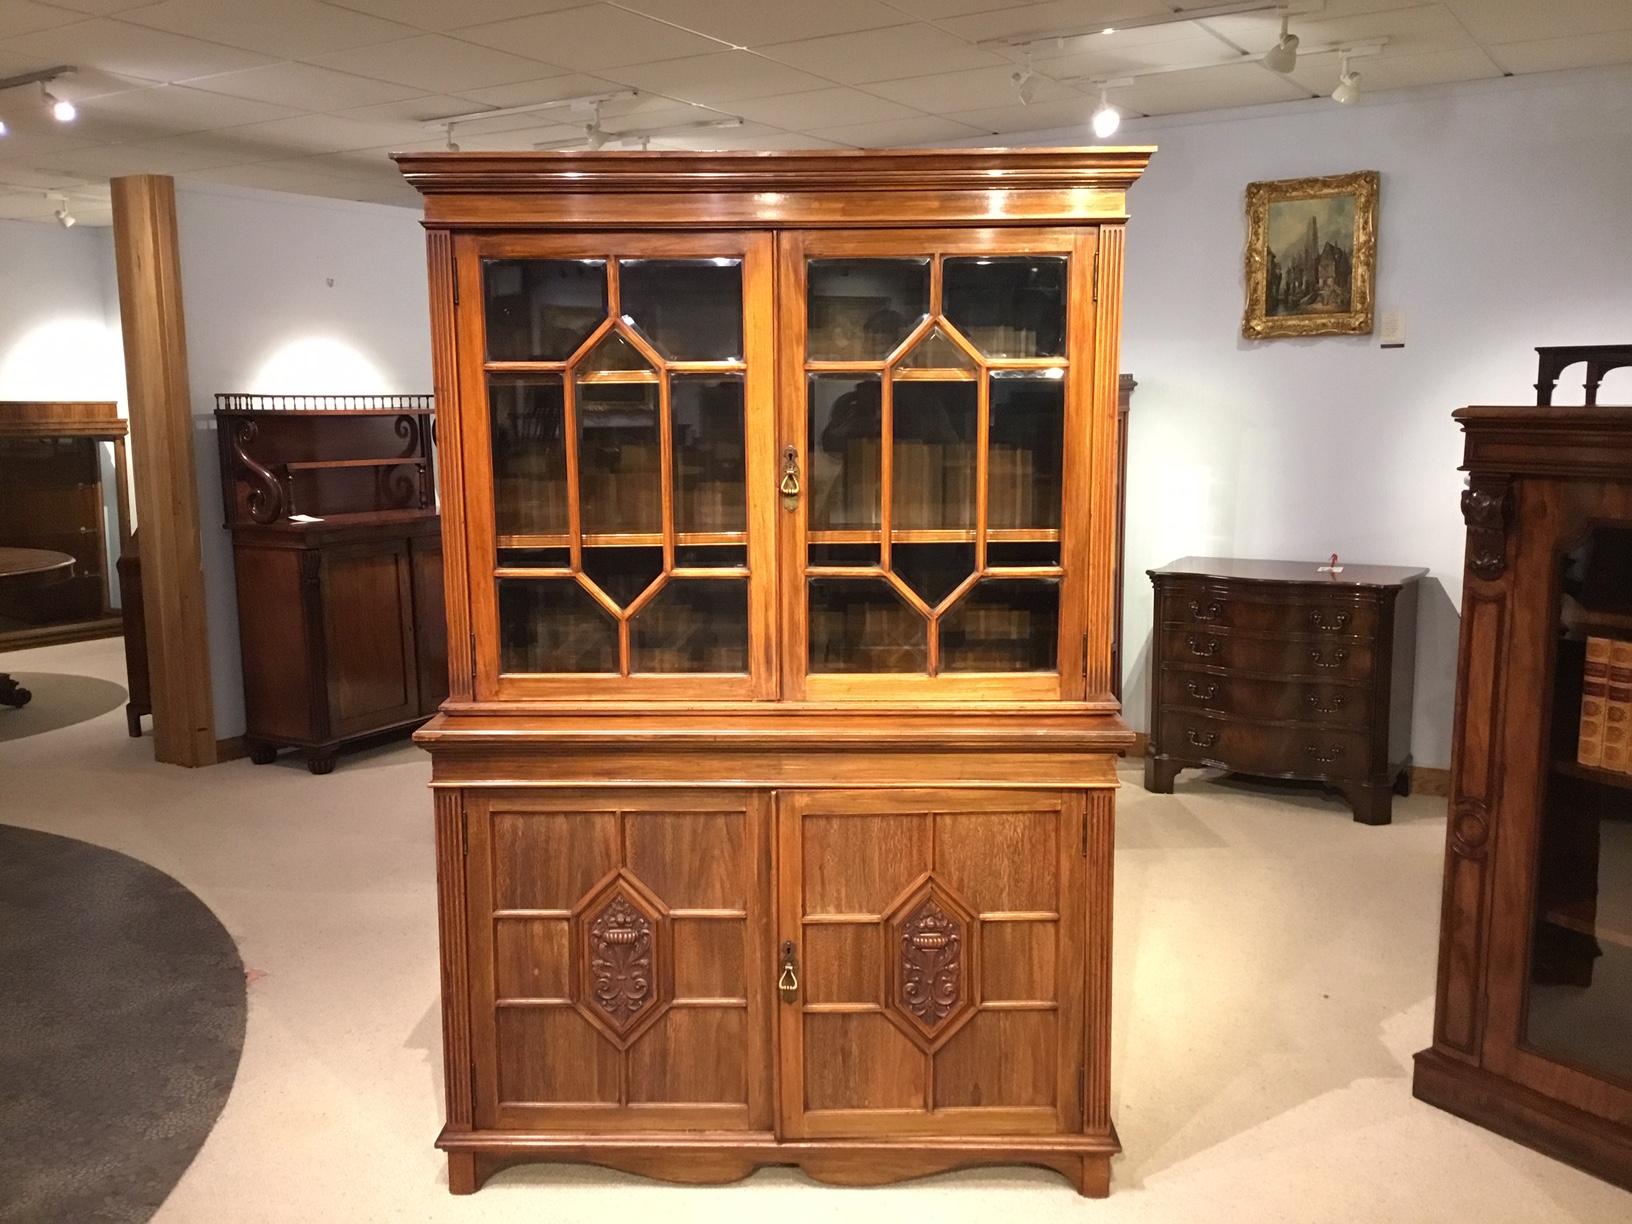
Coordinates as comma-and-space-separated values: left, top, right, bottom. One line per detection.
444, 783, 1117, 1195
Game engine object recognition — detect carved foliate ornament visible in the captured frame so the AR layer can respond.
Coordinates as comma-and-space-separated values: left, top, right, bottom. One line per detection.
885, 882, 977, 1046
572, 873, 668, 1046
1461, 476, 1512, 581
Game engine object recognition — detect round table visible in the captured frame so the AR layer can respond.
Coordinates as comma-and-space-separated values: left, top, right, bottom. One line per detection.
0, 548, 77, 708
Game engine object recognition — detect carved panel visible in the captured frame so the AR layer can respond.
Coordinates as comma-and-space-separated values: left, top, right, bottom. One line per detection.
1461, 476, 1512, 581
572, 872, 669, 1047
885, 880, 977, 1047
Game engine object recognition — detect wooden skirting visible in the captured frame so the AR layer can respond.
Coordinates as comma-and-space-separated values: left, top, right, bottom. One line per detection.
214, 736, 248, 763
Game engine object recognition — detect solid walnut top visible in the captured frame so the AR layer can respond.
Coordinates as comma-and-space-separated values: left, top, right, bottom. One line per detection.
0, 547, 75, 582
1150, 556, 1427, 588
393, 146, 1155, 229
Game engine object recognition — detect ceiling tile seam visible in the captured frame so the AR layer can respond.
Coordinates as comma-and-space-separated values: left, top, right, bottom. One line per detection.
1435, 0, 1511, 76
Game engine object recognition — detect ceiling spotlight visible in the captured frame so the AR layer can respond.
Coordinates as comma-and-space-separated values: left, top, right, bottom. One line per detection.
0, 118, 8, 137
1010, 54, 1039, 105
1263, 16, 1299, 73
41, 84, 74, 122
441, 123, 460, 152
49, 193, 74, 227
1090, 86, 1120, 139
1332, 52, 1361, 104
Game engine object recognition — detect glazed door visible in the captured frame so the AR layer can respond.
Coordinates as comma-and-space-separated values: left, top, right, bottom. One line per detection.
456, 233, 776, 700
1479, 496, 1632, 1122
464, 790, 773, 1131
776, 789, 1086, 1138
778, 229, 1102, 702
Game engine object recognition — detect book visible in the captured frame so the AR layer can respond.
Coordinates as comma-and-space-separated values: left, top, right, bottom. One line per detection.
1579, 636, 1610, 767
1604, 638, 1632, 774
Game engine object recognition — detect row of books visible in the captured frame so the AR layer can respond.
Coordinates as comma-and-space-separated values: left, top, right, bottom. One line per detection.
815, 438, 1055, 530
1578, 635, 1632, 772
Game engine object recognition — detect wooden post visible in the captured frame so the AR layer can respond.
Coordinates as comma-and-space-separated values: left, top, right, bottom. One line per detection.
111, 174, 217, 767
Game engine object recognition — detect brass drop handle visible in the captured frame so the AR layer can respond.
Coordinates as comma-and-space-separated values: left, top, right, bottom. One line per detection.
779, 445, 801, 510
777, 939, 799, 1002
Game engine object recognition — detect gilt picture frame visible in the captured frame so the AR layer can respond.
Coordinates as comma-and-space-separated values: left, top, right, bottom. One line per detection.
1242, 170, 1378, 339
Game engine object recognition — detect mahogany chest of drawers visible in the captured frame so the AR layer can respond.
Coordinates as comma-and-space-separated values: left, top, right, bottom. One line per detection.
1144, 557, 1426, 824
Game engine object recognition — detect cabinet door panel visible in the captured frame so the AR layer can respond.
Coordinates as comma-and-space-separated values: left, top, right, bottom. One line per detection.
466, 790, 772, 1132
458, 232, 776, 701
780, 230, 1100, 702
777, 789, 1085, 1139
319, 540, 419, 736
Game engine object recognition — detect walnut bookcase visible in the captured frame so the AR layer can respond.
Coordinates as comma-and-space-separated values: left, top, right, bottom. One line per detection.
397, 147, 1151, 1196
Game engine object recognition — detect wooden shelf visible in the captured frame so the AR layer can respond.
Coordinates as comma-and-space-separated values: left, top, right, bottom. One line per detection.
808, 528, 1060, 544
284, 457, 424, 471
1542, 900, 1632, 951
498, 532, 746, 549
1554, 758, 1632, 792
1575, 609, 1632, 635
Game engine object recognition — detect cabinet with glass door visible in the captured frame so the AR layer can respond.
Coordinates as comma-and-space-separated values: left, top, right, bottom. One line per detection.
401, 148, 1151, 1199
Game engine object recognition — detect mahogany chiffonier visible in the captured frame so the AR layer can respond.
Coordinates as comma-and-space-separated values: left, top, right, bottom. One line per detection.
397, 147, 1151, 1196
1415, 404, 1632, 1190
1145, 557, 1425, 824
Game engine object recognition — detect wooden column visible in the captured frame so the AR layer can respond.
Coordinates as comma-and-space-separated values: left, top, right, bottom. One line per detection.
111, 174, 217, 767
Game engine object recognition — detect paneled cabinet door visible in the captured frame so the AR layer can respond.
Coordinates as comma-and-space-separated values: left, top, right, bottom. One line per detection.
776, 789, 1086, 1138
463, 791, 773, 1132
778, 229, 1101, 702
317, 539, 420, 738
455, 232, 777, 701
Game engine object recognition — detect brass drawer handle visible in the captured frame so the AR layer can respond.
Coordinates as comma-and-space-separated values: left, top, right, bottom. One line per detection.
779, 445, 801, 510
777, 940, 799, 1002
1186, 635, 1221, 658
1309, 647, 1348, 670
1186, 680, 1218, 701
1188, 599, 1223, 622
1306, 744, 1344, 763
1187, 729, 1218, 749
1307, 692, 1346, 714
1309, 609, 1350, 632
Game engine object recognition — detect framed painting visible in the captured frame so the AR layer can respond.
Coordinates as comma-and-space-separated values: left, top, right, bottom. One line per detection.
1242, 170, 1378, 339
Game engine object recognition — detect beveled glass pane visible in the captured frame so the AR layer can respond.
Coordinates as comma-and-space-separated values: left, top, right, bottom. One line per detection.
499, 578, 616, 673
898, 326, 974, 370
673, 376, 746, 534
582, 330, 653, 373
1526, 524, 1632, 1082
582, 545, 663, 610
807, 259, 929, 361
484, 259, 606, 362
809, 578, 927, 673
893, 542, 974, 608
941, 579, 1060, 672
489, 376, 567, 539
892, 381, 976, 531
808, 375, 881, 531
988, 372, 1065, 532
619, 259, 742, 361
578, 381, 660, 535
943, 256, 1067, 358
630, 578, 748, 673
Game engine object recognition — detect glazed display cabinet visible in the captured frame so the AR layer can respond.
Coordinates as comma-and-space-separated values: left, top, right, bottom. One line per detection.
398, 148, 1151, 1196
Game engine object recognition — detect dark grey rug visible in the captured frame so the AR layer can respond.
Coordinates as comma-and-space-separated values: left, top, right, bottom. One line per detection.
0, 825, 246, 1223
0, 673, 129, 742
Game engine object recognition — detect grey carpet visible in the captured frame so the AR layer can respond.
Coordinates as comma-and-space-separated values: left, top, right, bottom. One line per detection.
0, 673, 129, 742
0, 825, 246, 1224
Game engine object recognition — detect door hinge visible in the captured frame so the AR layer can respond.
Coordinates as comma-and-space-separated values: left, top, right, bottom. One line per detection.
468, 631, 477, 682
1092, 250, 1099, 302
461, 820, 469, 860
1082, 815, 1089, 857
451, 254, 459, 306
1082, 631, 1089, 682
1077, 1067, 1087, 1120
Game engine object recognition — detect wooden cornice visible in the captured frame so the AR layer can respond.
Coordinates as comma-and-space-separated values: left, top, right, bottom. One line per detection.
392, 146, 1156, 229
0, 400, 125, 438
1458, 405, 1632, 480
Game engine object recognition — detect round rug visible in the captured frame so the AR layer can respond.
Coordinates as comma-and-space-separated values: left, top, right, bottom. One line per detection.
0, 825, 246, 1223
0, 672, 129, 743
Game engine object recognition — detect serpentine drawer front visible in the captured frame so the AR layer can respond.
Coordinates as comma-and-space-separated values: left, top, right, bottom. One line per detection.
1145, 557, 1426, 825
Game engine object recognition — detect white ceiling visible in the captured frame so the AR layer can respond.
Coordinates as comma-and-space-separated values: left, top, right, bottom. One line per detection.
0, 0, 1628, 225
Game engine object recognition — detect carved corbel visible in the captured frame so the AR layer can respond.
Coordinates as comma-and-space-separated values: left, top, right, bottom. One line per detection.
1460, 475, 1512, 581
231, 419, 288, 524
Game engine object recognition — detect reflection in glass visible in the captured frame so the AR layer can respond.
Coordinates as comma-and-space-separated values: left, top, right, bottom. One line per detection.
892, 381, 976, 531
988, 372, 1064, 532
582, 329, 653, 372
808, 375, 881, 531
619, 259, 742, 360
893, 542, 974, 608
943, 256, 1067, 358
582, 546, 662, 610
809, 543, 879, 567
497, 547, 569, 570
484, 259, 606, 362
809, 578, 927, 673
1526, 524, 1632, 1082
577, 382, 660, 535
807, 259, 929, 361
489, 377, 567, 539
631, 579, 749, 673
899, 325, 975, 370
941, 579, 1059, 672
676, 543, 746, 568
987, 540, 1060, 568
672, 376, 746, 534
499, 578, 617, 673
